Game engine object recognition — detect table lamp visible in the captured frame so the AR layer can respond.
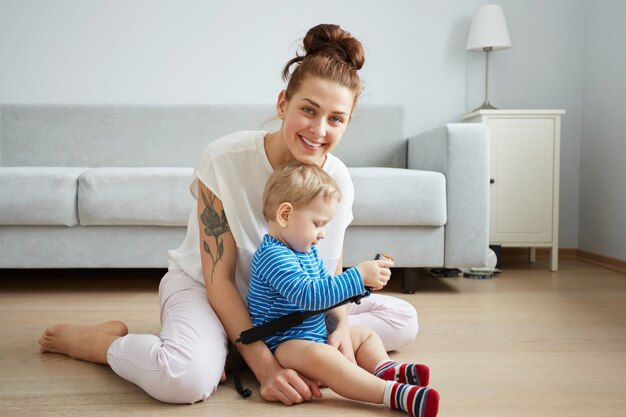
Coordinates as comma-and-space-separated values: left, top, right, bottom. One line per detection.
466, 4, 511, 111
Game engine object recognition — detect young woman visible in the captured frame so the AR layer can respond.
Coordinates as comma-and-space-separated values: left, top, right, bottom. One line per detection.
39, 23, 418, 406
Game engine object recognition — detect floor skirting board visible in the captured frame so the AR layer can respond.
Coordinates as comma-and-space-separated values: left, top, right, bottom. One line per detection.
501, 247, 626, 275
576, 249, 626, 275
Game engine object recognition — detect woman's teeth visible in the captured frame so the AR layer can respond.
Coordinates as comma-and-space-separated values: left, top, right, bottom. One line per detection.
300, 136, 322, 148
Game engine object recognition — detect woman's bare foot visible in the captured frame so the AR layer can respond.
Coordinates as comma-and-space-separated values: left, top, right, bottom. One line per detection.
39, 320, 129, 364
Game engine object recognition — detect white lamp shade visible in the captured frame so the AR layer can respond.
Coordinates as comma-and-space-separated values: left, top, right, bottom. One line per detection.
466, 4, 512, 51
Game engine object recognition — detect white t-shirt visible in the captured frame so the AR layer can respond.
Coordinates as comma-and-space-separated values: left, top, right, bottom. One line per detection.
167, 130, 354, 300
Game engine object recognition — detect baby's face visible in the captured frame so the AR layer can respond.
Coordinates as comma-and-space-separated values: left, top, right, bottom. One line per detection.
283, 195, 338, 254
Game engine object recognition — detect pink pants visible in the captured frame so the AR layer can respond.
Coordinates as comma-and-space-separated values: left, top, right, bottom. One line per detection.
107, 268, 418, 404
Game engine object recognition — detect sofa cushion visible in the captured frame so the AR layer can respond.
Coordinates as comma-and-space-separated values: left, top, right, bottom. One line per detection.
0, 167, 88, 226
78, 167, 194, 226
349, 167, 446, 226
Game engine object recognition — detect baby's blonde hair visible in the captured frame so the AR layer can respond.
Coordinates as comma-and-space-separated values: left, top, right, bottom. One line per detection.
263, 163, 341, 222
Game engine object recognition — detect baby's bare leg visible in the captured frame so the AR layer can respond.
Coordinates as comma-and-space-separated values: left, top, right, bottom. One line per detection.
275, 339, 386, 403
350, 325, 389, 373
39, 321, 128, 364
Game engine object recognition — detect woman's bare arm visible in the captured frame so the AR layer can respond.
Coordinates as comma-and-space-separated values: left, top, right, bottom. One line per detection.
196, 180, 321, 404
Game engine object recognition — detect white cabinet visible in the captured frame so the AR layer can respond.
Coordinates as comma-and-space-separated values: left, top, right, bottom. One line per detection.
461, 110, 564, 271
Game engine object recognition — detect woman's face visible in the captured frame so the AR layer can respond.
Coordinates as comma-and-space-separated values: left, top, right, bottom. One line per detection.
277, 77, 355, 167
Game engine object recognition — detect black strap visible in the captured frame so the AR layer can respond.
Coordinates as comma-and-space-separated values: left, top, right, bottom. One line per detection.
230, 343, 252, 398
236, 290, 370, 345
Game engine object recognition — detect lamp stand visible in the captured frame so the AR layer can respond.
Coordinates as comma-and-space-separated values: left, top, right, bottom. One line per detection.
473, 46, 497, 111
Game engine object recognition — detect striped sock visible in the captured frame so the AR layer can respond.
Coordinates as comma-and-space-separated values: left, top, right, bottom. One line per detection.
383, 381, 440, 417
375, 360, 430, 386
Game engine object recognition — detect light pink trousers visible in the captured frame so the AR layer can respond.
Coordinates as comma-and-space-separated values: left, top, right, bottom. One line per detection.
107, 268, 418, 404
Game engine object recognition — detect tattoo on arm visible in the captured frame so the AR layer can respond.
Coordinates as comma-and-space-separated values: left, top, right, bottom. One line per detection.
200, 190, 230, 282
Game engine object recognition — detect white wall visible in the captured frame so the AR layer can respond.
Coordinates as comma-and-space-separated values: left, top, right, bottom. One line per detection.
0, 0, 481, 136
579, 0, 626, 260
1, 0, 622, 256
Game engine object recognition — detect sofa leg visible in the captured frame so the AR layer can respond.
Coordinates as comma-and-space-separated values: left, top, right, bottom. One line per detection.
402, 268, 419, 294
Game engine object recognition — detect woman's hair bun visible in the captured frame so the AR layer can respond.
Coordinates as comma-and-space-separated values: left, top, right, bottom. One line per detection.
302, 24, 365, 71
281, 24, 365, 102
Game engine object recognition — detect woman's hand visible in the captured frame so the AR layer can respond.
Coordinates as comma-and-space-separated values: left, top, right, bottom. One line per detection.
259, 365, 322, 405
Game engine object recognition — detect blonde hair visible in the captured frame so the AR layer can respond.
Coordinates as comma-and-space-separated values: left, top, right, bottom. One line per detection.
262, 163, 341, 222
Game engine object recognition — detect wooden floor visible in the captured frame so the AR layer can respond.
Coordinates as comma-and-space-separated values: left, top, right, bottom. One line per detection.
1, 259, 625, 417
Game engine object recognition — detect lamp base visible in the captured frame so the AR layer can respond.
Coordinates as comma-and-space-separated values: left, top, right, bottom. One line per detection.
472, 101, 498, 112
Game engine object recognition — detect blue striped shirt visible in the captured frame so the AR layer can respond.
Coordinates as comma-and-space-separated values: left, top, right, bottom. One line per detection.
247, 234, 365, 351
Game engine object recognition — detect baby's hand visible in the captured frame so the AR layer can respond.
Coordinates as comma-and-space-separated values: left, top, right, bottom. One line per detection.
356, 258, 394, 290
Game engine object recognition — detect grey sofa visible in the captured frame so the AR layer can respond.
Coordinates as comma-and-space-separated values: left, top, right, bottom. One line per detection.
0, 104, 489, 292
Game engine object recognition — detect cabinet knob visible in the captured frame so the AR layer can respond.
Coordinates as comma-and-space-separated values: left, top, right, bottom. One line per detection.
490, 178, 495, 184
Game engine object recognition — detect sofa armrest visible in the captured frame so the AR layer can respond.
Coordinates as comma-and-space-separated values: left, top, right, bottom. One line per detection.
408, 123, 489, 267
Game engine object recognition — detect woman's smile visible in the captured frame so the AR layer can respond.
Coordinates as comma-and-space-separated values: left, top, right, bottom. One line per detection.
299, 135, 324, 150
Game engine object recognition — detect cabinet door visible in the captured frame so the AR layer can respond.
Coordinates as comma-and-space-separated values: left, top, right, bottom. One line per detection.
489, 117, 555, 244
